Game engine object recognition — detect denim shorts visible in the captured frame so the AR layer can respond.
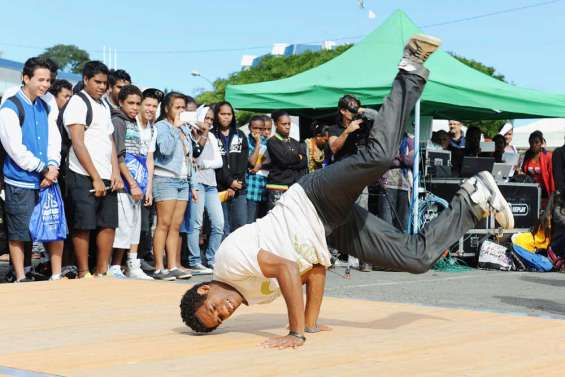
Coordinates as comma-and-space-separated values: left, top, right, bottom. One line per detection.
4, 184, 39, 242
153, 176, 190, 202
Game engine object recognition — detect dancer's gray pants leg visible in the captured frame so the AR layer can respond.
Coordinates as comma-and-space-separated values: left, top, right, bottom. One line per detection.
299, 69, 479, 273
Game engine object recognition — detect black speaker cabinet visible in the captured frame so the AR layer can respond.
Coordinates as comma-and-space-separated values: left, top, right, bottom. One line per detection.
427, 179, 540, 229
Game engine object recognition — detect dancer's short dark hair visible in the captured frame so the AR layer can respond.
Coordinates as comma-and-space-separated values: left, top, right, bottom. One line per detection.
180, 282, 218, 333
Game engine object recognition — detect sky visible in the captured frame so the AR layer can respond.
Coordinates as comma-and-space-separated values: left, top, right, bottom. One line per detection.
1, 0, 564, 99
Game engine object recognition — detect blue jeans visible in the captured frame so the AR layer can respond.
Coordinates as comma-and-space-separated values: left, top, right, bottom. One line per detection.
247, 199, 267, 224
187, 183, 224, 266
222, 190, 247, 239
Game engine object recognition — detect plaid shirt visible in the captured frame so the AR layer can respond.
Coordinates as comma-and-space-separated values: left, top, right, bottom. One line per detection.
246, 136, 268, 202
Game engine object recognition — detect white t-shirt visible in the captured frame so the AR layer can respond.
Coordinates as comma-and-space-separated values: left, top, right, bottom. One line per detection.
213, 184, 330, 305
136, 119, 157, 156
63, 91, 114, 180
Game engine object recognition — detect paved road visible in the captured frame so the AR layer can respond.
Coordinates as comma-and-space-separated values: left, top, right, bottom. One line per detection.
183, 267, 565, 320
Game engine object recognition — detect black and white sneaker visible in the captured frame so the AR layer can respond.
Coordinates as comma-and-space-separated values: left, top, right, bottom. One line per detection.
404, 34, 441, 64
399, 34, 441, 74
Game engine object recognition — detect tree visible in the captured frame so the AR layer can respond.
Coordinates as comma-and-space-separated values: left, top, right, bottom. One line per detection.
196, 45, 352, 124
449, 52, 507, 138
40, 44, 90, 74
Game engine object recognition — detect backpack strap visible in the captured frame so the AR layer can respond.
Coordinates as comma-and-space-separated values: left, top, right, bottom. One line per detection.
37, 97, 49, 114
75, 92, 93, 128
6, 96, 25, 126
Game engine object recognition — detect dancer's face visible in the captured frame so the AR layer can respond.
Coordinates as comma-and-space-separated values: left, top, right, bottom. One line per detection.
194, 283, 243, 329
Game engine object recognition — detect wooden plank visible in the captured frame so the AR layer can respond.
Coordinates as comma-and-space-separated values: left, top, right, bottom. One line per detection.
1, 278, 564, 377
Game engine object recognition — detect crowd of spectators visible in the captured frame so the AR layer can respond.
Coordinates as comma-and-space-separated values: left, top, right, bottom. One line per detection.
0, 56, 563, 282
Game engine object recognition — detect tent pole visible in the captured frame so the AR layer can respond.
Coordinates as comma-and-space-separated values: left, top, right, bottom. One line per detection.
411, 100, 421, 234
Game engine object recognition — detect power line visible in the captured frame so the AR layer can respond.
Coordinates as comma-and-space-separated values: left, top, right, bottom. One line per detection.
421, 0, 562, 28
0, 0, 561, 56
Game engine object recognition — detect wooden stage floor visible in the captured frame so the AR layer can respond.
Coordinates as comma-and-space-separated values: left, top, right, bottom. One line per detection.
1, 278, 565, 377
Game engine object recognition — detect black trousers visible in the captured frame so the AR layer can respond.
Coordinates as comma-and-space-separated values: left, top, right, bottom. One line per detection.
299, 69, 479, 273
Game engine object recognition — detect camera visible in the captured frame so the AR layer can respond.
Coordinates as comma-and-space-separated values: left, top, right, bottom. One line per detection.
345, 104, 373, 127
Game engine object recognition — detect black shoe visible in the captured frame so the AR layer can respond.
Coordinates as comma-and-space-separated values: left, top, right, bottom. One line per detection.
15, 277, 34, 283
140, 259, 156, 272
359, 262, 372, 272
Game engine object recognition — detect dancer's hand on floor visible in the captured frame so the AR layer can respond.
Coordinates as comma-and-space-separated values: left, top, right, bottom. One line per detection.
261, 335, 305, 350
306, 324, 332, 333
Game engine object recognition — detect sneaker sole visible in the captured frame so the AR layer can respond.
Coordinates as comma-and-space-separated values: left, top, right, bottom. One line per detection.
154, 275, 176, 281
477, 171, 515, 229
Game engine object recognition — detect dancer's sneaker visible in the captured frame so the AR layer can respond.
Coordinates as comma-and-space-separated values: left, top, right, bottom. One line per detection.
126, 259, 154, 280
404, 34, 441, 64
468, 171, 514, 229
107, 265, 127, 279
189, 263, 213, 275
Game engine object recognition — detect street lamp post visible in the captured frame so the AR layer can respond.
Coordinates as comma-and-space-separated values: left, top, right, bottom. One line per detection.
191, 70, 214, 88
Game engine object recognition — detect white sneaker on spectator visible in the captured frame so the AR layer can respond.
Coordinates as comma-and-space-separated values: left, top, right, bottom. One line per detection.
190, 263, 213, 275
126, 259, 154, 280
107, 265, 127, 279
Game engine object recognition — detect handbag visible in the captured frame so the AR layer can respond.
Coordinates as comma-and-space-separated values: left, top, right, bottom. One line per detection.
29, 184, 68, 242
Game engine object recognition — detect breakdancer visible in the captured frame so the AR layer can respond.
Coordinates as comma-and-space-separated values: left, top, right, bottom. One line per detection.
180, 34, 514, 349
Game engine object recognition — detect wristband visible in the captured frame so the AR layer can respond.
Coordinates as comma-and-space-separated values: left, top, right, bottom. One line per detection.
288, 331, 306, 342
40, 166, 49, 176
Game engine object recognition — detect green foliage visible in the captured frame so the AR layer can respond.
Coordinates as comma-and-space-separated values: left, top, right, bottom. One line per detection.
196, 45, 352, 124
40, 44, 90, 74
449, 52, 507, 138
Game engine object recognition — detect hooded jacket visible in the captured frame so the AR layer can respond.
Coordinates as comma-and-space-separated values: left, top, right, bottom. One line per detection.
112, 109, 141, 162
213, 125, 249, 192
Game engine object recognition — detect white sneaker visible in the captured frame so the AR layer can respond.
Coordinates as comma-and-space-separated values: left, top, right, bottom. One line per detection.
126, 259, 154, 280
107, 265, 127, 279
469, 171, 514, 229
189, 263, 213, 275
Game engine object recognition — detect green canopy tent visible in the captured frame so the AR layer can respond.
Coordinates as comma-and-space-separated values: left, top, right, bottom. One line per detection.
226, 10, 565, 120
226, 10, 565, 231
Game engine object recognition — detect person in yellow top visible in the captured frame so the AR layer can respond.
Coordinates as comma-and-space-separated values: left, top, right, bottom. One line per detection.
304, 123, 330, 173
